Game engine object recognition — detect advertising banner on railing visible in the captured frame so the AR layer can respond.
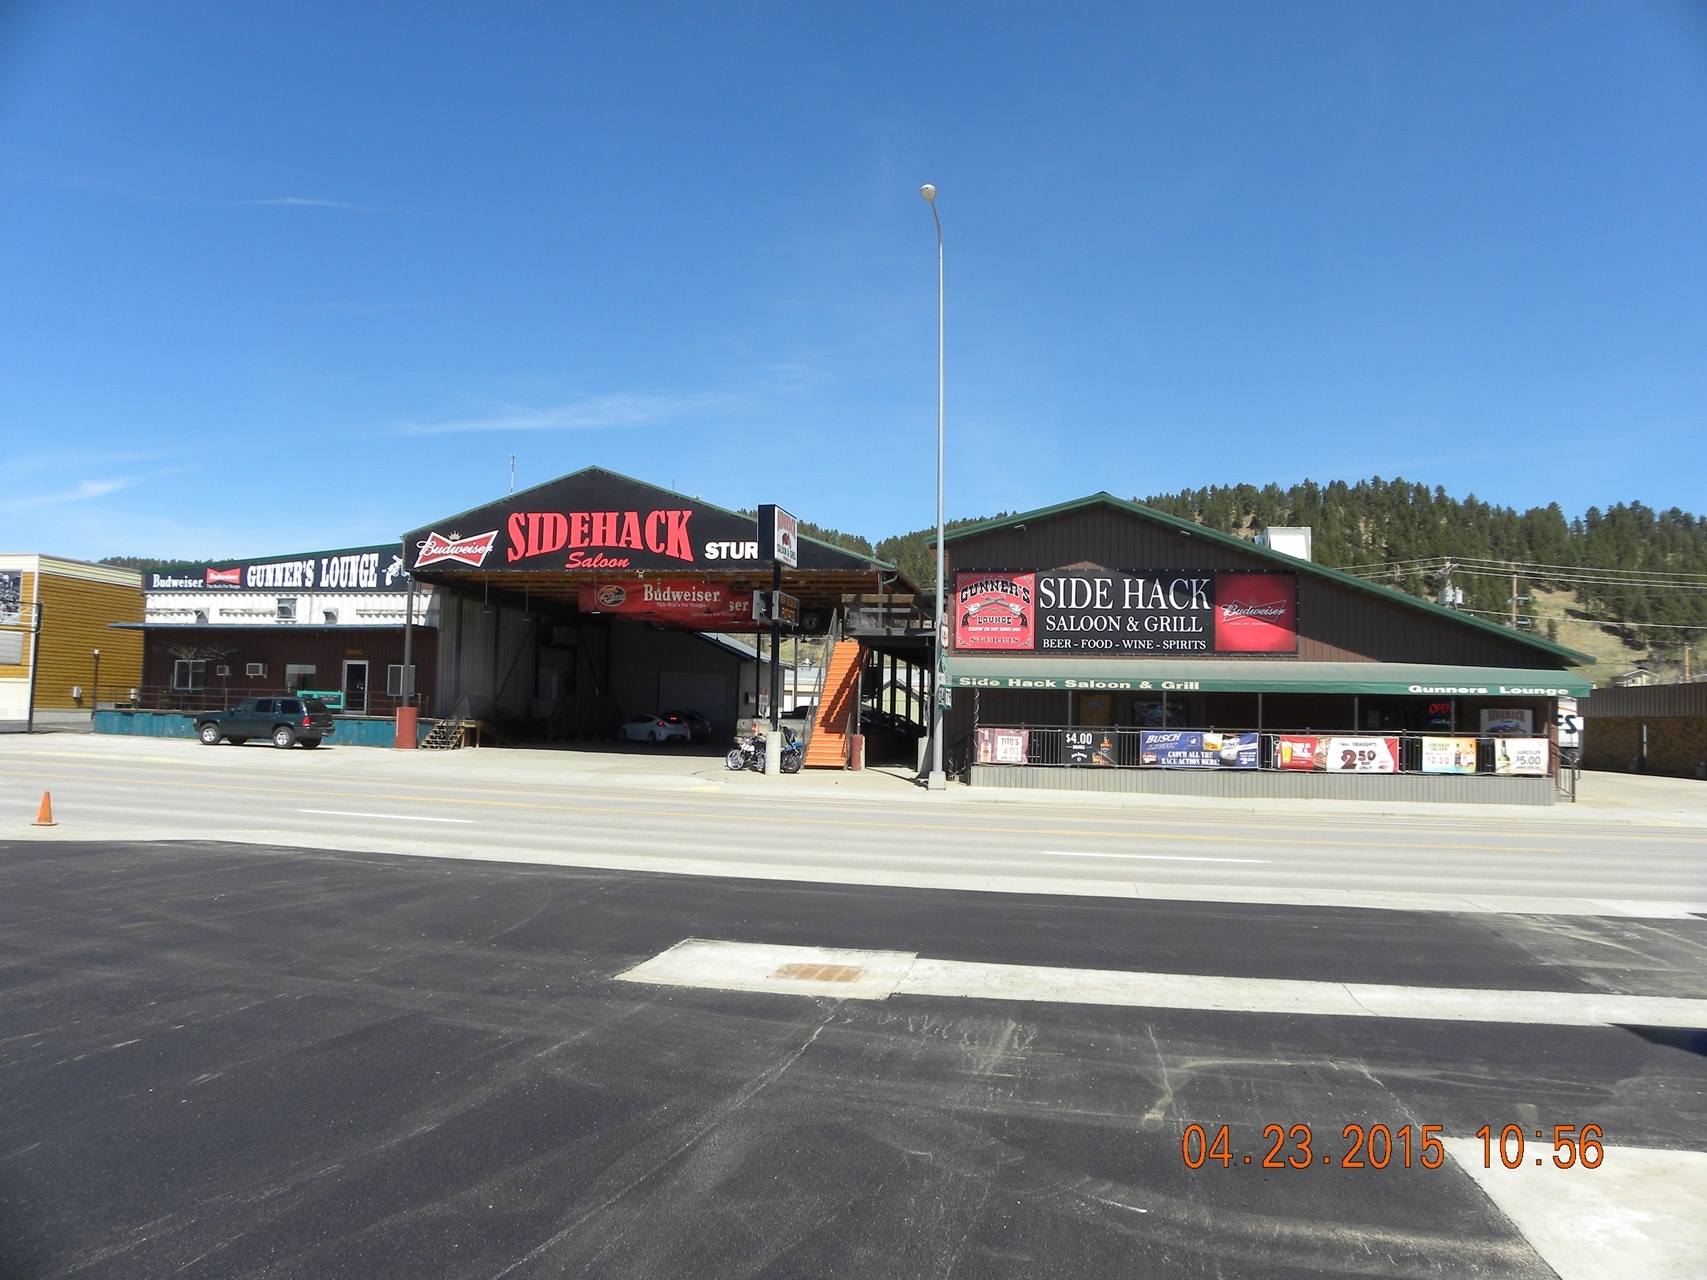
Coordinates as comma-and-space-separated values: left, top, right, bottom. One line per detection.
1065, 728, 1117, 766
1421, 736, 1478, 774
953, 568, 1296, 656
1138, 730, 1258, 769
1323, 736, 1401, 773
1276, 735, 1321, 770
975, 727, 1031, 765
1493, 737, 1549, 776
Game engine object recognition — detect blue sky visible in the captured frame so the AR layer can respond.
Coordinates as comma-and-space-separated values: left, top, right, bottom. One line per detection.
3, 2, 1705, 561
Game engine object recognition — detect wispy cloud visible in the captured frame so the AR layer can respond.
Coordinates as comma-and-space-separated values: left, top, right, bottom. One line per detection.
0, 478, 133, 512
243, 196, 397, 213
385, 390, 741, 437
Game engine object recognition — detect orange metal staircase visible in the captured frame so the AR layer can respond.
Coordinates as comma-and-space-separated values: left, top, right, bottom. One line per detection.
804, 640, 864, 767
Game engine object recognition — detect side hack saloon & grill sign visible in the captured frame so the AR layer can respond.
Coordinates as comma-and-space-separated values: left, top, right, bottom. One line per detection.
954, 569, 1297, 655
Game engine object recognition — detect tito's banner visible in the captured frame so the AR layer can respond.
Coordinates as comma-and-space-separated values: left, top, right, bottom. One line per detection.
953, 569, 1296, 656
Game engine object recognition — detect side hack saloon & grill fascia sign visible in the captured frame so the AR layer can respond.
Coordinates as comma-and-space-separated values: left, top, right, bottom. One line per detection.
954, 568, 1298, 656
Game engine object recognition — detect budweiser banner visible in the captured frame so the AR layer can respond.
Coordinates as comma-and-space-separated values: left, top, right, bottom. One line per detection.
1323, 736, 1401, 773
576, 580, 753, 622
1493, 737, 1549, 776
1139, 730, 1258, 769
145, 547, 409, 594
953, 568, 1296, 655
404, 467, 873, 577
1421, 736, 1478, 775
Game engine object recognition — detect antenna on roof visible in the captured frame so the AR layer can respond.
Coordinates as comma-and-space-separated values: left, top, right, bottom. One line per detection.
509, 455, 516, 495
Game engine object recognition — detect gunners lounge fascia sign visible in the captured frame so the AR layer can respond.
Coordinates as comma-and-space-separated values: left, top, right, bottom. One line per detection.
954, 568, 1298, 656
146, 546, 408, 594
403, 468, 871, 576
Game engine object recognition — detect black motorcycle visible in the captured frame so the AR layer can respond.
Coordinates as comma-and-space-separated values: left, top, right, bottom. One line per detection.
726, 728, 805, 774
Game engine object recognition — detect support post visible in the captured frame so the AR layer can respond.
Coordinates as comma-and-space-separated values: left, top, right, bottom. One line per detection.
769, 562, 781, 733
26, 599, 42, 734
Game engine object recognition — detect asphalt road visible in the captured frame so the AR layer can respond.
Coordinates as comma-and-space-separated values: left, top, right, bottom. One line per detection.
1, 736, 1704, 919
3, 838, 1704, 1279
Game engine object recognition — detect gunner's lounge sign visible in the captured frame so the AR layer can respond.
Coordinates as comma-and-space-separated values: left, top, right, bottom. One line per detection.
954, 569, 1297, 655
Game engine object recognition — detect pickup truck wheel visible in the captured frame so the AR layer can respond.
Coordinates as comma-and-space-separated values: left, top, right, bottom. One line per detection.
271, 725, 297, 749
198, 723, 222, 745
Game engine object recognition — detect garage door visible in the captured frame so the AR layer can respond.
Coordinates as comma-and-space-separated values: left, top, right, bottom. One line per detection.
657, 672, 728, 741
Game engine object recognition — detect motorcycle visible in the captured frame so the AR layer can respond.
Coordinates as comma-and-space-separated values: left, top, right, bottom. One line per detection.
726, 727, 805, 774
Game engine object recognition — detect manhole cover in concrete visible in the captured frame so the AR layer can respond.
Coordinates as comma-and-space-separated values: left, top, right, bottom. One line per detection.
771, 963, 865, 983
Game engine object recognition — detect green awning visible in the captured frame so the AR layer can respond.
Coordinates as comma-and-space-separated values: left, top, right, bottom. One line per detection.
945, 655, 1589, 698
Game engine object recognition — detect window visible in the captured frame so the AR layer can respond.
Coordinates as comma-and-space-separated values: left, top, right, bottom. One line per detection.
284, 663, 316, 693
172, 659, 208, 690
386, 664, 416, 697
279, 699, 303, 715
276, 598, 297, 621
245, 662, 267, 677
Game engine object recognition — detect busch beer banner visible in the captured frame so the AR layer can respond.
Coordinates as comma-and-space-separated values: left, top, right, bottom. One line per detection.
1139, 730, 1258, 769
953, 569, 1296, 655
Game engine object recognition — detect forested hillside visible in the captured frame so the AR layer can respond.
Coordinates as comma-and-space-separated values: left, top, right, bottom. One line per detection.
866, 479, 1707, 663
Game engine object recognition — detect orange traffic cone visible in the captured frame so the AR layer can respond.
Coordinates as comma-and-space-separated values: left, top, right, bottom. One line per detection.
32, 791, 56, 827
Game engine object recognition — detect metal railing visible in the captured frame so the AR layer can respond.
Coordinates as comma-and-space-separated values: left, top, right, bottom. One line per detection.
126, 684, 430, 718
968, 726, 1561, 780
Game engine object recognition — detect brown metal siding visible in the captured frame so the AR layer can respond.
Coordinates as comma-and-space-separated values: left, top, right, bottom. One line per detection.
947, 505, 1564, 669
1581, 684, 1707, 719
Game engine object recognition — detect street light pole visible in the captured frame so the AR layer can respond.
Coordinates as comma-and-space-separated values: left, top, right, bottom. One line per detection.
921, 184, 947, 790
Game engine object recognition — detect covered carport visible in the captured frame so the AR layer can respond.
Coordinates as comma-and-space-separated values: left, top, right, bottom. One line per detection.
401, 467, 908, 748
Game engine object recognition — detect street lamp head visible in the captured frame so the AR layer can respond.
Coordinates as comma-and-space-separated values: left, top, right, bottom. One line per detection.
920, 184, 936, 202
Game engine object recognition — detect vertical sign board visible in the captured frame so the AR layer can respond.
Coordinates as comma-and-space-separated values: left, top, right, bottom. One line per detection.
757, 505, 799, 567
1556, 697, 1581, 750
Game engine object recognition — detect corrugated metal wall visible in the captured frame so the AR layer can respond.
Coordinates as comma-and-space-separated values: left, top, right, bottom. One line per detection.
948, 506, 1564, 668
436, 589, 537, 717
1582, 684, 1707, 718
34, 570, 144, 709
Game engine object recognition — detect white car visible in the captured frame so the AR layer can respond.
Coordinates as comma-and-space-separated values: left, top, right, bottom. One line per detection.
619, 714, 692, 744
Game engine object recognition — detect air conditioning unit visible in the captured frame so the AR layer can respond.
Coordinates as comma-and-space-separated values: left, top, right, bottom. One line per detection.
246, 662, 267, 677
215, 664, 232, 677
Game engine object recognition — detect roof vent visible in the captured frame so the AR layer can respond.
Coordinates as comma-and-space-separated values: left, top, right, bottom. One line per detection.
1256, 527, 1313, 562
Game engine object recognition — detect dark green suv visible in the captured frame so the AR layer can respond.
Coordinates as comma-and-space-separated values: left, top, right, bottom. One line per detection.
195, 697, 335, 749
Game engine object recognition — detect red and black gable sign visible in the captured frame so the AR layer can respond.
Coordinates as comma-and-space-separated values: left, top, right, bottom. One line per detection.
402, 468, 874, 575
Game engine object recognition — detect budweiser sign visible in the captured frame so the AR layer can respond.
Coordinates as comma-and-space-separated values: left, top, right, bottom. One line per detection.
205, 567, 241, 586
415, 530, 500, 569
1213, 574, 1297, 652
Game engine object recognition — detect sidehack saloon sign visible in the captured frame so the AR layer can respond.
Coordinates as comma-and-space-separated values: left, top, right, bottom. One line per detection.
954, 569, 1296, 656
404, 469, 860, 576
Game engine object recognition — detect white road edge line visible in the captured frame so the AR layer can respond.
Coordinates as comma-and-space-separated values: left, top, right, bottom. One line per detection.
1042, 849, 1267, 864
617, 939, 1707, 1028
299, 809, 476, 824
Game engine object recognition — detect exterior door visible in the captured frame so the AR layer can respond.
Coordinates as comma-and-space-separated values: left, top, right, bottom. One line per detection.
1077, 693, 1111, 726
342, 661, 369, 715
